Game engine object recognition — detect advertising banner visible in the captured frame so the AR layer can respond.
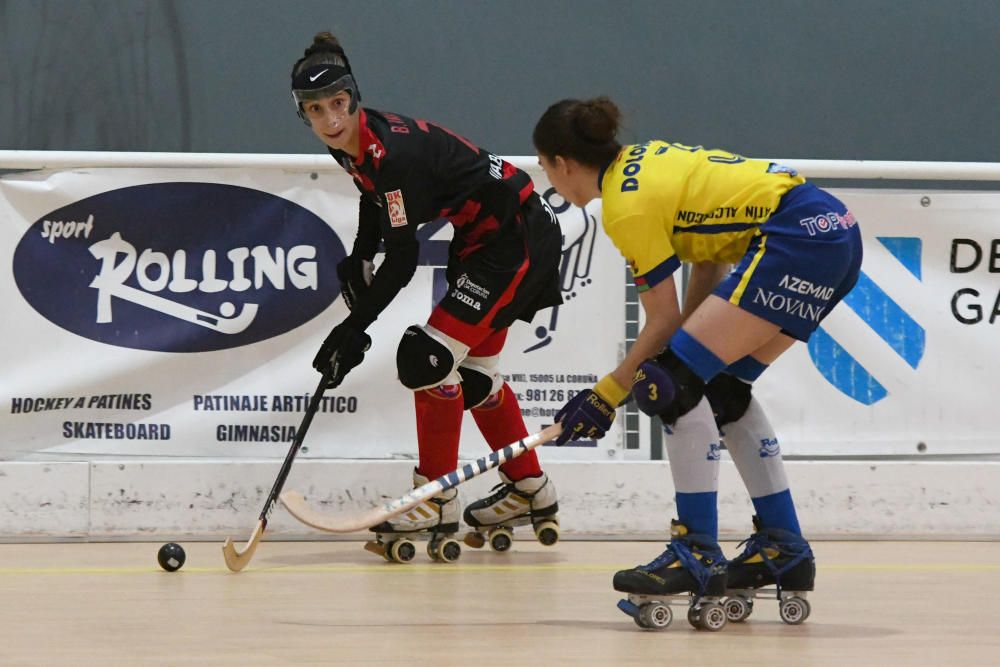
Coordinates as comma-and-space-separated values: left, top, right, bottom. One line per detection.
757, 189, 1000, 455
3, 161, 998, 459
1, 165, 623, 461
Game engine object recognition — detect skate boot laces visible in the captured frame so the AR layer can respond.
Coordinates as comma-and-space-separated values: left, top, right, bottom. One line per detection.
374, 480, 459, 535
639, 535, 725, 596
484, 473, 548, 507
735, 530, 813, 592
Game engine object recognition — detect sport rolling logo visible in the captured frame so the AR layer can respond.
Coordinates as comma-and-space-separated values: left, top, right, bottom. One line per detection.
13, 183, 345, 352
807, 237, 925, 405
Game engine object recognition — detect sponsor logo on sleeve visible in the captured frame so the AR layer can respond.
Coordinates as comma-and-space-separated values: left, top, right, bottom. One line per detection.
386, 189, 408, 227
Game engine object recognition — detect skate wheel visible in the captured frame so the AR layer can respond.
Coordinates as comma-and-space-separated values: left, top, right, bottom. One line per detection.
724, 595, 753, 623
463, 531, 486, 549
779, 596, 810, 625
389, 539, 416, 563
439, 539, 462, 562
428, 538, 462, 563
687, 606, 701, 629
637, 602, 672, 630
534, 520, 560, 546
695, 602, 727, 632
488, 527, 513, 552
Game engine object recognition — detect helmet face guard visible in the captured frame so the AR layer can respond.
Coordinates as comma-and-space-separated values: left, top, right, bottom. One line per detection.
291, 55, 360, 126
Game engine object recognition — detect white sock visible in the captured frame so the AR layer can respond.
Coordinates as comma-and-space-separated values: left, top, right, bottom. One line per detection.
664, 397, 721, 495
719, 397, 789, 498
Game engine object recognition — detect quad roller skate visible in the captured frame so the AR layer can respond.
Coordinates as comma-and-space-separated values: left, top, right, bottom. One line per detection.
366, 470, 463, 564
462, 471, 559, 552
614, 521, 729, 632
723, 516, 815, 625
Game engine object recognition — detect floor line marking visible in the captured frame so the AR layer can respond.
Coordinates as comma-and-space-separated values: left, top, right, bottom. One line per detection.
1, 563, 999, 575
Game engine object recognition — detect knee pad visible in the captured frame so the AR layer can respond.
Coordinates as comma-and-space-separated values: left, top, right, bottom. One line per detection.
633, 349, 706, 425
458, 354, 503, 409
396, 325, 467, 391
704, 373, 753, 427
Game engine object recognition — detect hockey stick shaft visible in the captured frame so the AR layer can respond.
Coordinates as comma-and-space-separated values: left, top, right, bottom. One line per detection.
222, 372, 329, 571
256, 373, 328, 524
280, 422, 563, 533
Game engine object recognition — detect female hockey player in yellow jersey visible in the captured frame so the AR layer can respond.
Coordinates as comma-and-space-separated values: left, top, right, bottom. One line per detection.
534, 96, 863, 630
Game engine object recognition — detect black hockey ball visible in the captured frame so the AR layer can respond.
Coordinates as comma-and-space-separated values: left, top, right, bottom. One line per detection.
157, 542, 186, 572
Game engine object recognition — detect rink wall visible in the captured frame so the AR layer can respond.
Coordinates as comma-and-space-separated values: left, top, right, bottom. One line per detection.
2, 459, 999, 541
3, 152, 1000, 540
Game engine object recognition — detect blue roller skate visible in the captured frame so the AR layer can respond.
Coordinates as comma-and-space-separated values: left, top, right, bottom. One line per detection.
614, 520, 729, 631
724, 516, 815, 625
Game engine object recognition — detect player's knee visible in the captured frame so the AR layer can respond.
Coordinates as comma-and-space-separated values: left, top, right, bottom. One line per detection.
704, 373, 753, 427
632, 349, 706, 424
632, 360, 676, 414
396, 325, 464, 391
458, 355, 503, 410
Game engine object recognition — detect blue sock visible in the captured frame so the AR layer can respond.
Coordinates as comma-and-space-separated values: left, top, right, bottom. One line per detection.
752, 489, 802, 536
670, 329, 726, 382
675, 491, 718, 540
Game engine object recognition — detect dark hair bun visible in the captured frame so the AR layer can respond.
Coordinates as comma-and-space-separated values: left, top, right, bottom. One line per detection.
312, 32, 341, 49
573, 97, 621, 144
304, 31, 344, 58
533, 95, 623, 167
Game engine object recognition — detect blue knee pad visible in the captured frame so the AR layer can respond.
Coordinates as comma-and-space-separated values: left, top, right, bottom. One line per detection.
631, 348, 707, 424
632, 359, 676, 414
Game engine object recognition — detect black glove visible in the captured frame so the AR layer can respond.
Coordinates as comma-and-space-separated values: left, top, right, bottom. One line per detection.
312, 323, 372, 389
337, 255, 374, 311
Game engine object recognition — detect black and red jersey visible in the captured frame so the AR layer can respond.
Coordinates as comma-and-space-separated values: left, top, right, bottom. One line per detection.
329, 107, 537, 332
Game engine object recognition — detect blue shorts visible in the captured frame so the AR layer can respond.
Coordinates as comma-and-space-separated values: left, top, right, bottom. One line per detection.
713, 183, 863, 341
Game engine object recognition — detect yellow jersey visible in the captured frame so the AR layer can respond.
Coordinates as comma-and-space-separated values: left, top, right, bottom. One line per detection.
599, 140, 805, 291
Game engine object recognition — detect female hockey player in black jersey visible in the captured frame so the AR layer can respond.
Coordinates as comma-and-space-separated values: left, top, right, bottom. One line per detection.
291, 33, 563, 561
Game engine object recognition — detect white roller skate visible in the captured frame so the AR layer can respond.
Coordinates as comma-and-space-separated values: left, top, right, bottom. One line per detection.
462, 471, 559, 551
366, 469, 463, 564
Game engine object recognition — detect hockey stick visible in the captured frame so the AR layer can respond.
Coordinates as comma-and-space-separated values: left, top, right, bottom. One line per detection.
279, 422, 563, 533
222, 371, 329, 572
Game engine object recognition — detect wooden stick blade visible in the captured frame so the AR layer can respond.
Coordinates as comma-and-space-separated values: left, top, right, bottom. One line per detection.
280, 491, 383, 533
222, 520, 264, 572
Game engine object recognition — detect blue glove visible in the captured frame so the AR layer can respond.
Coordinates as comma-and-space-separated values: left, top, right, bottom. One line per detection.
312, 323, 372, 389
553, 389, 616, 445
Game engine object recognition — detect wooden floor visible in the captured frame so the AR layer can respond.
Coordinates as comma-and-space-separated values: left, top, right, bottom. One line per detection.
2, 539, 998, 666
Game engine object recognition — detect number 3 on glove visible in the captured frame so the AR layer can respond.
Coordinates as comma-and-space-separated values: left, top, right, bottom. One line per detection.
553, 388, 616, 445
